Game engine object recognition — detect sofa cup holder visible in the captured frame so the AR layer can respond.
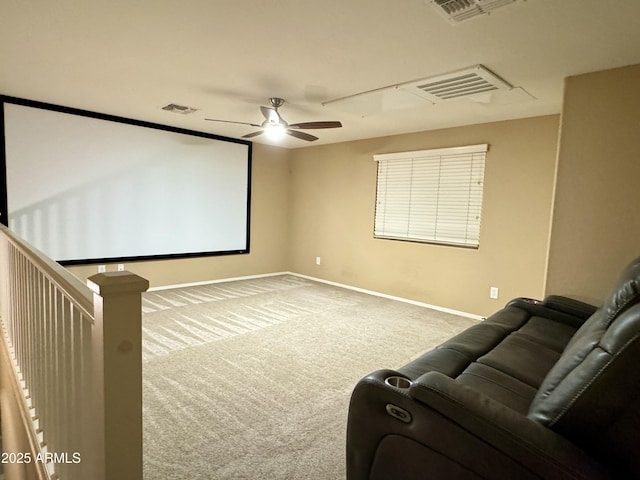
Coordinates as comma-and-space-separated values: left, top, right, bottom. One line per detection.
385, 376, 412, 389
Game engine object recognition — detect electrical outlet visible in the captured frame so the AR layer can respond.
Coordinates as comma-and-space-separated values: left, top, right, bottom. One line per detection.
316, 256, 321, 265
117, 264, 125, 271
490, 287, 499, 299
98, 265, 106, 273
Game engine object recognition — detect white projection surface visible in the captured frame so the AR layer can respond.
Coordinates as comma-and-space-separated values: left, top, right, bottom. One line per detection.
2, 101, 251, 264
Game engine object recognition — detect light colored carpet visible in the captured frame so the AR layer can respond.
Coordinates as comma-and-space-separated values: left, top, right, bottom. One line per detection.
142, 274, 478, 480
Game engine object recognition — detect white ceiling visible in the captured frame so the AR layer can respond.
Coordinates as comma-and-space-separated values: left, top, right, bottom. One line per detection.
2, 0, 640, 149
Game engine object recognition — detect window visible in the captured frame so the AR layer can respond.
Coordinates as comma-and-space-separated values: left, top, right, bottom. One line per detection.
374, 144, 487, 248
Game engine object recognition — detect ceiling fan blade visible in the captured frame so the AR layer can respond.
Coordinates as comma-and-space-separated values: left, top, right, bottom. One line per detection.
260, 106, 280, 124
205, 118, 261, 127
288, 121, 342, 129
286, 129, 318, 142
242, 130, 264, 139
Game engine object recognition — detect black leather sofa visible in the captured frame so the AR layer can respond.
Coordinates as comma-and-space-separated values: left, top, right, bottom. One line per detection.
347, 257, 640, 479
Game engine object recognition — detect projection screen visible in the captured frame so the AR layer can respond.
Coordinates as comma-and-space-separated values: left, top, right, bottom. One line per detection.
0, 96, 251, 265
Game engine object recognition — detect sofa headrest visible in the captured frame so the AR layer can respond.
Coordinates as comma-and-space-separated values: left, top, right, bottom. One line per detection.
528, 256, 640, 443
596, 256, 640, 323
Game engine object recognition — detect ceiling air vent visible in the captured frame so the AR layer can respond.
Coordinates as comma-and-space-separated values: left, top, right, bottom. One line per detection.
162, 103, 198, 115
429, 0, 518, 23
402, 65, 512, 103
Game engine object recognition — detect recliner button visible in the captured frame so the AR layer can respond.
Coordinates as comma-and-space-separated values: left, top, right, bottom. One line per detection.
386, 403, 412, 424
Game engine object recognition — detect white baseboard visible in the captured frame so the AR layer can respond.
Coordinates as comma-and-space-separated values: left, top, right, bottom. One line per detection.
289, 273, 483, 320
149, 271, 483, 321
147, 271, 290, 292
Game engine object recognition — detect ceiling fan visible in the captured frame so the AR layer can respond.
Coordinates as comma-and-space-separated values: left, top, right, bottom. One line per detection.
205, 97, 342, 142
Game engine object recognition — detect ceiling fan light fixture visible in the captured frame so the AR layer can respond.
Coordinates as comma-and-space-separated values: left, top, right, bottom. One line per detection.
264, 123, 287, 141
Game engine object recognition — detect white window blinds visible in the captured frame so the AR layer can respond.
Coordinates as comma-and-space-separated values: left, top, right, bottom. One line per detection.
374, 144, 487, 248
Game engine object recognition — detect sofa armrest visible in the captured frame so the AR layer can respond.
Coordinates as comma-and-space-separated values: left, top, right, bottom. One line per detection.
410, 371, 609, 480
506, 296, 595, 328
347, 369, 611, 480
541, 295, 598, 319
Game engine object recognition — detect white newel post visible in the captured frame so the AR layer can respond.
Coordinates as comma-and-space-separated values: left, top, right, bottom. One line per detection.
86, 271, 149, 480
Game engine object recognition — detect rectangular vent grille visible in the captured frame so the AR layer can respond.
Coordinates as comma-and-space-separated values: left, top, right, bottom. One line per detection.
403, 65, 511, 103
162, 103, 198, 114
430, 0, 517, 23
417, 73, 497, 100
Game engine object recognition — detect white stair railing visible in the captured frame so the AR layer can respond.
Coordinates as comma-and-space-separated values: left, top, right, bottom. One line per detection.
0, 224, 148, 480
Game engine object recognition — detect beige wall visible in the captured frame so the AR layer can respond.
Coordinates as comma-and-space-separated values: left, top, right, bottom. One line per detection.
68, 143, 291, 287
545, 64, 640, 304
288, 115, 560, 317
